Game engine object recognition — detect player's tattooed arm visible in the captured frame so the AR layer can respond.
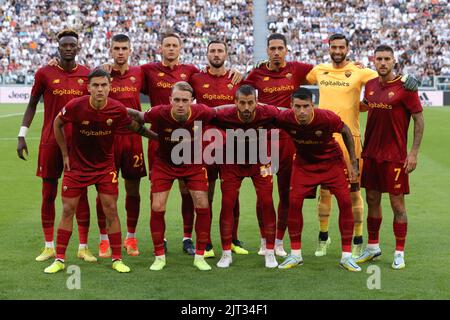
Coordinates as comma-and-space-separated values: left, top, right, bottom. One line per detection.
127, 120, 158, 140
126, 108, 145, 124
341, 124, 359, 182
17, 95, 41, 160
53, 115, 70, 171
360, 98, 369, 112
404, 112, 424, 174
214, 104, 236, 110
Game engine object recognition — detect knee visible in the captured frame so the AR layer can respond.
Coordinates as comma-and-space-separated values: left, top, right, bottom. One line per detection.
102, 201, 118, 216
151, 202, 166, 212
62, 202, 76, 218
366, 193, 381, 207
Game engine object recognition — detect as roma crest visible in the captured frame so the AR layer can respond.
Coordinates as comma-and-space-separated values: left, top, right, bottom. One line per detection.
106, 118, 113, 126
345, 71, 352, 78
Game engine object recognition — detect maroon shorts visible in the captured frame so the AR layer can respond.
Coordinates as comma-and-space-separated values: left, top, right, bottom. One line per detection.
291, 159, 349, 198
361, 158, 409, 195
151, 158, 209, 193
61, 170, 119, 198
36, 143, 63, 179
219, 163, 274, 190
271, 134, 295, 176
147, 139, 159, 175
114, 134, 147, 180
206, 164, 220, 182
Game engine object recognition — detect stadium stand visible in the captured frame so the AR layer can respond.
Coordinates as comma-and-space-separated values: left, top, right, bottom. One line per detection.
0, 0, 448, 84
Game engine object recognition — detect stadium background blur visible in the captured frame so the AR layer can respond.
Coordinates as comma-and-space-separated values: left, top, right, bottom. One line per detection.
1, 0, 450, 301
0, 0, 448, 89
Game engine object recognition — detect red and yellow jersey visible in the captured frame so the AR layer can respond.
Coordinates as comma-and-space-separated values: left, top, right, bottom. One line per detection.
245, 61, 313, 108
275, 108, 345, 165
144, 104, 215, 167
362, 76, 423, 162
306, 62, 377, 137
190, 68, 240, 107
31, 64, 90, 145
141, 62, 199, 106
59, 96, 131, 175
109, 66, 144, 135
214, 104, 279, 164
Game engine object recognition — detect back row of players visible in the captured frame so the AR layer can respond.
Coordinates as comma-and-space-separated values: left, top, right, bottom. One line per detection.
17, 30, 423, 273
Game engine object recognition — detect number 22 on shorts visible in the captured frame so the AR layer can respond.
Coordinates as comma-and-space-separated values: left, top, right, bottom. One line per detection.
110, 171, 118, 183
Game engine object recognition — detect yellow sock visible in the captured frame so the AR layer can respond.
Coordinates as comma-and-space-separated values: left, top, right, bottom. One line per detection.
351, 190, 364, 237
317, 188, 332, 233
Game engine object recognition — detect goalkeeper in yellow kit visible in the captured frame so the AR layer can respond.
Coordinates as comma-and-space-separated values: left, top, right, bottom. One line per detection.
306, 33, 419, 257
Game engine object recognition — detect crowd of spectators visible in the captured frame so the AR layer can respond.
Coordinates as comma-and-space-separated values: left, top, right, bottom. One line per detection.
0, 0, 253, 84
268, 0, 449, 87
0, 0, 448, 87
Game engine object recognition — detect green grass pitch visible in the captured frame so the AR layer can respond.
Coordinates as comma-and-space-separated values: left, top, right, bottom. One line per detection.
1, 103, 449, 300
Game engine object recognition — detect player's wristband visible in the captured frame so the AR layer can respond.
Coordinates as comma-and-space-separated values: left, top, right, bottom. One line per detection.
18, 126, 29, 138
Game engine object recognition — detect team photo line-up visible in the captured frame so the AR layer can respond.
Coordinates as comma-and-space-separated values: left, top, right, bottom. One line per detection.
16, 29, 424, 274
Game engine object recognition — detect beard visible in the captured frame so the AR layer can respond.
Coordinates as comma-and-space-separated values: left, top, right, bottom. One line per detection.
209, 59, 225, 68
331, 53, 346, 64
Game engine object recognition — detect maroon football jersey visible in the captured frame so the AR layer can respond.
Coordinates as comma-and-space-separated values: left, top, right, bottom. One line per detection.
276, 108, 344, 165
31, 64, 90, 145
109, 66, 144, 134
141, 62, 199, 106
144, 103, 215, 166
215, 104, 279, 164
190, 68, 240, 107
59, 96, 132, 175
244, 61, 313, 108
362, 76, 423, 162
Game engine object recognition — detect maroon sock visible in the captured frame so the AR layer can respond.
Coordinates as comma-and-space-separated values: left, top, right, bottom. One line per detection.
181, 193, 194, 238
108, 232, 122, 260
126, 195, 140, 234
195, 207, 211, 255
56, 229, 72, 260
393, 221, 407, 251
96, 196, 107, 235
150, 210, 166, 256
42, 180, 57, 242
75, 189, 90, 244
232, 198, 240, 241
367, 216, 383, 244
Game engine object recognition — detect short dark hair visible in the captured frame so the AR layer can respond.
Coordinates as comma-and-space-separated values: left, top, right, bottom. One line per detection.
111, 33, 130, 44
236, 85, 257, 99
88, 68, 111, 83
267, 33, 287, 47
172, 81, 194, 96
374, 45, 394, 55
292, 87, 314, 102
57, 29, 78, 40
207, 39, 228, 53
161, 32, 182, 45
328, 33, 349, 46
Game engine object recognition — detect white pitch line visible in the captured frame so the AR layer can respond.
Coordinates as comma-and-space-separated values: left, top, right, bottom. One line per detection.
0, 110, 44, 119
0, 137, 40, 140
